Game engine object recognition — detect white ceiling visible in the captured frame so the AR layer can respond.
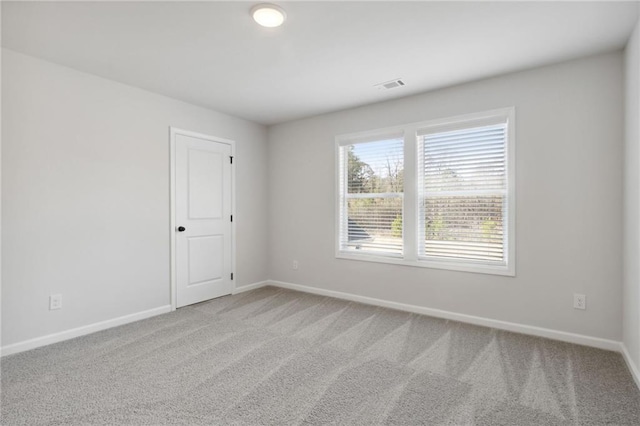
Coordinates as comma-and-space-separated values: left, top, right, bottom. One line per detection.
2, 1, 639, 125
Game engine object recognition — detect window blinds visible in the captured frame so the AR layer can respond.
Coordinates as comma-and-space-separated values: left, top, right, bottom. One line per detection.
339, 138, 404, 255
418, 124, 507, 263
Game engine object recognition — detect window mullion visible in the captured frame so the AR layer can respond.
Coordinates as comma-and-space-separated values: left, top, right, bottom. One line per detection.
403, 127, 417, 261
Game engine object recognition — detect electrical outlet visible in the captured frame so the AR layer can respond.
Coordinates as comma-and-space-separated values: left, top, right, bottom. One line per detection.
292, 260, 299, 270
49, 294, 62, 310
573, 293, 586, 310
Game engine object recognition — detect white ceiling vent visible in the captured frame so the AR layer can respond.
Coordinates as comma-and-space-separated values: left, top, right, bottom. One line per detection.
375, 78, 406, 90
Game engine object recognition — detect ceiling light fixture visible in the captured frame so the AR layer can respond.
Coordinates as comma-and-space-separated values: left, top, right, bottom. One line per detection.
251, 3, 286, 28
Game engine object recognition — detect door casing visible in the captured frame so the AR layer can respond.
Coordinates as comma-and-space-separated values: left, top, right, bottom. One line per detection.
169, 127, 236, 311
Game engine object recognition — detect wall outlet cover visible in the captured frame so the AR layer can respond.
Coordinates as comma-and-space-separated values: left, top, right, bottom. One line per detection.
573, 293, 586, 310
50, 294, 62, 310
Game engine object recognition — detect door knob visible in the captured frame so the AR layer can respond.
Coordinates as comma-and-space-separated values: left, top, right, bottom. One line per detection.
177, 226, 186, 232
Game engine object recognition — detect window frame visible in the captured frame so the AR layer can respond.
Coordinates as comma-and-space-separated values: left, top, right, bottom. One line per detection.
335, 107, 516, 276
336, 126, 407, 259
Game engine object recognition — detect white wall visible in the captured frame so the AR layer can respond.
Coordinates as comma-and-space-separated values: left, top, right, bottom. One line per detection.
624, 20, 640, 372
1, 49, 268, 347
0, 7, 3, 351
268, 52, 624, 341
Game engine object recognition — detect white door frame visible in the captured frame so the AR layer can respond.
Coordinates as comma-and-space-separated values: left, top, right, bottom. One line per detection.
169, 127, 236, 311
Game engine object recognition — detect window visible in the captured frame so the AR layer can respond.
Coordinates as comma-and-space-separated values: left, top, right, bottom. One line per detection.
338, 134, 404, 256
336, 108, 515, 276
418, 123, 507, 264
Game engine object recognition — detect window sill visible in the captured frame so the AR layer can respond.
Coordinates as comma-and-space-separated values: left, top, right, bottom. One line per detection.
336, 251, 515, 277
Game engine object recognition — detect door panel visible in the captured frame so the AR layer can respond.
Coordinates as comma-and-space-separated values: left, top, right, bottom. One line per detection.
188, 149, 223, 219
175, 132, 232, 308
188, 235, 223, 285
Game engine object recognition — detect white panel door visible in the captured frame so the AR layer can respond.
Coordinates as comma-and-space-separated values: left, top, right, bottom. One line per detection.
175, 133, 232, 308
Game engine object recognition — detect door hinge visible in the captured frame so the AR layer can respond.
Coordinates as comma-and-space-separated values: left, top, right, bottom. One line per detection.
231, 273, 234, 280
230, 156, 234, 164
230, 215, 233, 222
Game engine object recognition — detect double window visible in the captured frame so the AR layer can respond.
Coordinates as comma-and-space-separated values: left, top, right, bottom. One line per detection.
336, 108, 515, 276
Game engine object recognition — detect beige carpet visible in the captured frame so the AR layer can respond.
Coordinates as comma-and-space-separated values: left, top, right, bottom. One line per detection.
2, 286, 639, 425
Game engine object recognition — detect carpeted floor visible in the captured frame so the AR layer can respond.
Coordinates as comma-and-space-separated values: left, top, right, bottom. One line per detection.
2, 286, 639, 425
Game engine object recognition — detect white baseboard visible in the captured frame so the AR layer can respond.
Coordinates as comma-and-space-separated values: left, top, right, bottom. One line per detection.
4, 280, 634, 388
1, 305, 172, 357
621, 343, 640, 390
233, 280, 269, 294
1, 281, 271, 357
268, 280, 621, 352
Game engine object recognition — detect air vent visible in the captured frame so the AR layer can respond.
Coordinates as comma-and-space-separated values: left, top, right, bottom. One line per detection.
375, 79, 406, 90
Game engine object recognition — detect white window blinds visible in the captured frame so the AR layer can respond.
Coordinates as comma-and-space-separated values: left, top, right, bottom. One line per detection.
339, 137, 404, 255
418, 123, 507, 264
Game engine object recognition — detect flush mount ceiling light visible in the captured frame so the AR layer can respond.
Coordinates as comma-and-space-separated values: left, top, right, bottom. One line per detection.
251, 3, 286, 28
